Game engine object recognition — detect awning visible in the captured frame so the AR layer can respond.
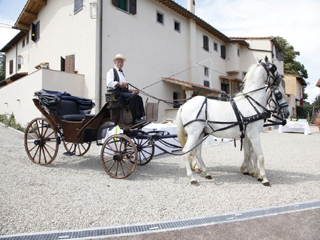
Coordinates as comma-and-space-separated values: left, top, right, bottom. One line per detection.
14, 0, 47, 31
162, 77, 226, 95
219, 75, 242, 83
0, 31, 27, 52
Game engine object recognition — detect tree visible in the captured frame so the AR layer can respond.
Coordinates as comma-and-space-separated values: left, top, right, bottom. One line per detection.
275, 36, 309, 101
275, 36, 308, 78
0, 53, 5, 81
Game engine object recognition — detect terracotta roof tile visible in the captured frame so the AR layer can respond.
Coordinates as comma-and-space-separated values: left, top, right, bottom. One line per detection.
162, 77, 226, 94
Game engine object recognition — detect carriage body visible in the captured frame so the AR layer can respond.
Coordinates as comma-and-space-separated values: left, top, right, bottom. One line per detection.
24, 89, 163, 179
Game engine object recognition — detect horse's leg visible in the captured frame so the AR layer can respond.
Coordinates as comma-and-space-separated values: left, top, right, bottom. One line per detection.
183, 133, 203, 185
183, 151, 198, 185
193, 134, 212, 179
190, 151, 201, 173
251, 149, 260, 178
240, 137, 251, 175
249, 135, 270, 186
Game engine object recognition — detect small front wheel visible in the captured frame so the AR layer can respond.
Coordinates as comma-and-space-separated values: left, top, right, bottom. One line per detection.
132, 137, 154, 165
100, 134, 137, 179
24, 118, 59, 165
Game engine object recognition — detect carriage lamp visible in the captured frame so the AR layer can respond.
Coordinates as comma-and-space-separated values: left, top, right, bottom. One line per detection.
90, 2, 97, 19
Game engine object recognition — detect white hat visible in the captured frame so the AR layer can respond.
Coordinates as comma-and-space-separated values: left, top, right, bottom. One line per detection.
113, 53, 126, 62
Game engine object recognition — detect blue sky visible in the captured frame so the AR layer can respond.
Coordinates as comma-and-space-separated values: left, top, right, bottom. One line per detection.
1, 0, 319, 102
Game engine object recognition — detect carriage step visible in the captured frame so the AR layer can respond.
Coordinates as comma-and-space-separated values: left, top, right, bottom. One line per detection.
63, 152, 75, 156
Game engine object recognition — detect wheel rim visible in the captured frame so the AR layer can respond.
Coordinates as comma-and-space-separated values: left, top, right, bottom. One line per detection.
101, 134, 137, 179
133, 138, 154, 165
63, 141, 91, 156
24, 118, 59, 165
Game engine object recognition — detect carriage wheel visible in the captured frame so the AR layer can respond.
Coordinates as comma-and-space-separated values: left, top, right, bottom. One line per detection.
132, 137, 154, 165
62, 141, 91, 156
24, 117, 59, 165
100, 134, 137, 179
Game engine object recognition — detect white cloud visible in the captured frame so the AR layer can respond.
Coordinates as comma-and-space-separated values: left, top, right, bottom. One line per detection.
305, 87, 320, 103
0, 18, 20, 49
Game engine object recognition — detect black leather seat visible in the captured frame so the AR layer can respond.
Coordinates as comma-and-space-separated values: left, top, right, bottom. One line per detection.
58, 100, 86, 121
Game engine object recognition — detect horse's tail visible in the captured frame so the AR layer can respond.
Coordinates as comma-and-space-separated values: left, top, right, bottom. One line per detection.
176, 105, 187, 150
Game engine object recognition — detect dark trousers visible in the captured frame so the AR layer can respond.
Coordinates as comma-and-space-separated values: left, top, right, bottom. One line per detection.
122, 92, 145, 120
114, 89, 145, 120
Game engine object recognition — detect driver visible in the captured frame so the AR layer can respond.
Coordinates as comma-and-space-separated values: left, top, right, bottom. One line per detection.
106, 54, 145, 125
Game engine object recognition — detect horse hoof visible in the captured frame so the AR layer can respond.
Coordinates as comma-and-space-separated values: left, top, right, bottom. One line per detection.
191, 180, 200, 186
263, 182, 271, 187
257, 178, 263, 182
195, 168, 201, 173
242, 172, 249, 175
205, 175, 212, 180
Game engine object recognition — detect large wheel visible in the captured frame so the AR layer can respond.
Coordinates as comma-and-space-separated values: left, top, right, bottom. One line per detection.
100, 134, 137, 179
24, 118, 59, 165
62, 141, 91, 156
132, 137, 154, 165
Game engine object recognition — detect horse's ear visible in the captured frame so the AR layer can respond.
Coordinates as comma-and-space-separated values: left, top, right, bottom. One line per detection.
265, 56, 269, 63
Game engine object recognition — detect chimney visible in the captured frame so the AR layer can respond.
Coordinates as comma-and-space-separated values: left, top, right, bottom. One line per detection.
187, 0, 195, 14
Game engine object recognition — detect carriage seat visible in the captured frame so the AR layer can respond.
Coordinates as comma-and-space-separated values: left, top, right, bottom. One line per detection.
58, 99, 93, 121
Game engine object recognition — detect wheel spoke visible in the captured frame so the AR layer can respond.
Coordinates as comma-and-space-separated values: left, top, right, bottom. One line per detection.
24, 118, 59, 165
101, 134, 137, 179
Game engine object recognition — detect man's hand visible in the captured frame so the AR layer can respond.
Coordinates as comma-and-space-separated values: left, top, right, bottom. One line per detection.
121, 82, 128, 88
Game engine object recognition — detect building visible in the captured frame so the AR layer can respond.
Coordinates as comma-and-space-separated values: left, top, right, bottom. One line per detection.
0, 0, 285, 126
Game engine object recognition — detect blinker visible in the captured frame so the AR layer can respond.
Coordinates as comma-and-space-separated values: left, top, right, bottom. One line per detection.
275, 92, 282, 101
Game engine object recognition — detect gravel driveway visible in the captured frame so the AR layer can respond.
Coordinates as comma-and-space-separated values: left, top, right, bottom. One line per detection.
0, 124, 319, 236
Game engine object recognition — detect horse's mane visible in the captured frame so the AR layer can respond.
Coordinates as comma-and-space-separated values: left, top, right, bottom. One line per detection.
234, 63, 260, 97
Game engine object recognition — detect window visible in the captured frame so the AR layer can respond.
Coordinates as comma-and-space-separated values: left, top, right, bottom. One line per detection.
203, 35, 209, 51
174, 20, 180, 32
61, 57, 65, 72
221, 83, 229, 94
74, 0, 83, 14
17, 56, 23, 71
221, 45, 226, 59
22, 38, 25, 48
204, 67, 209, 77
112, 0, 137, 14
214, 42, 218, 52
65, 55, 75, 73
275, 48, 284, 61
26, 35, 29, 45
237, 48, 240, 57
157, 11, 164, 25
204, 80, 210, 87
9, 60, 13, 74
173, 92, 179, 108
31, 21, 40, 42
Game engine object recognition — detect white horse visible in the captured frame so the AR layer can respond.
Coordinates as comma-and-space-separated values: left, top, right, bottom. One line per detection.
240, 73, 290, 178
176, 57, 285, 186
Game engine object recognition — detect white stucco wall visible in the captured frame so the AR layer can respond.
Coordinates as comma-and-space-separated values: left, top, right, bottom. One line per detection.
0, 69, 84, 126
102, 0, 193, 121
101, 0, 233, 121
4, 0, 98, 104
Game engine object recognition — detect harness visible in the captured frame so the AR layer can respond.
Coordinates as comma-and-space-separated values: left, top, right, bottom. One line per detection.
182, 62, 282, 151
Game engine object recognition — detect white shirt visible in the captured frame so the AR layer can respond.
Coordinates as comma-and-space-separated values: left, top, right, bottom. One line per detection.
106, 67, 127, 89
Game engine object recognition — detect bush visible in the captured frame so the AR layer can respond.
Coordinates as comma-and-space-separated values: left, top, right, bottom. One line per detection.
0, 113, 25, 132
296, 105, 313, 122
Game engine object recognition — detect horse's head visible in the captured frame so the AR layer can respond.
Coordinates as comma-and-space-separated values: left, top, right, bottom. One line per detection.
260, 57, 290, 119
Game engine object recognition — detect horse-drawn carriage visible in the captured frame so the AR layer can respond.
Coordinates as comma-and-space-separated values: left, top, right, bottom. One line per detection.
24, 57, 290, 185
24, 89, 179, 179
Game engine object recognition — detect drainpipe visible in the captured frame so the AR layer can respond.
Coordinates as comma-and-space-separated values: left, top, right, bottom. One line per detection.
98, 0, 103, 109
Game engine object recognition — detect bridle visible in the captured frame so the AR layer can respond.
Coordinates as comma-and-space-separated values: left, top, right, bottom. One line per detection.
260, 61, 289, 126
